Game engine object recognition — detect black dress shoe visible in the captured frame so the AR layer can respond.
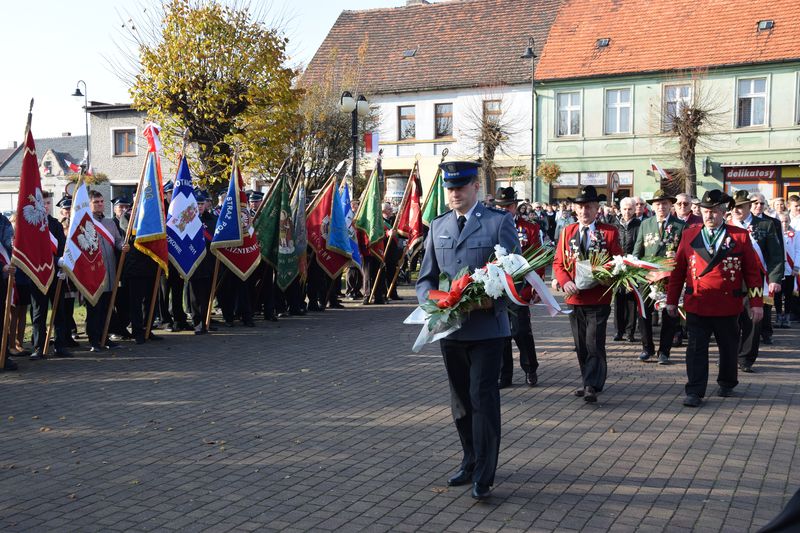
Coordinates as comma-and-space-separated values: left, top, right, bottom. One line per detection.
90, 345, 105, 353
149, 334, 164, 341
683, 394, 702, 407
498, 378, 512, 389
627, 335, 636, 343
471, 483, 491, 500
657, 352, 671, 365
243, 321, 256, 327
638, 351, 654, 362
672, 333, 683, 347
135, 336, 145, 345
718, 387, 734, 397
194, 329, 207, 335
10, 349, 31, 357
329, 302, 345, 309
390, 294, 403, 301
447, 469, 473, 487
761, 336, 773, 345
106, 340, 119, 349
525, 371, 538, 387
65, 338, 80, 348
3, 357, 18, 371
177, 322, 193, 331
613, 334, 624, 341
739, 364, 754, 373
53, 348, 73, 358
574, 388, 585, 397
224, 321, 235, 328
29, 350, 44, 361
583, 386, 597, 403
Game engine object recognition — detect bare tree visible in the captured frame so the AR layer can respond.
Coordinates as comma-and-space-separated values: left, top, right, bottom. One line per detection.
461, 87, 525, 194
659, 70, 724, 197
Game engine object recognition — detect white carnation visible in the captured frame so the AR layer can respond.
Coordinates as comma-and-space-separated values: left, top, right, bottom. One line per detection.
482, 263, 506, 299
610, 255, 627, 276
497, 253, 528, 276
494, 244, 508, 257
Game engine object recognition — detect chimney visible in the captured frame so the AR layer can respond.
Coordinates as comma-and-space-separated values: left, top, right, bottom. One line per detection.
406, 0, 430, 5
62, 132, 72, 137
8, 141, 17, 149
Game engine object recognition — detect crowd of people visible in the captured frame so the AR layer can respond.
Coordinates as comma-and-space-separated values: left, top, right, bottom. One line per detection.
0, 182, 408, 373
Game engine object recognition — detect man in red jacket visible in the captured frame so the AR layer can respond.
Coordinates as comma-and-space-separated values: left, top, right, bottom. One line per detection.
666, 190, 765, 407
553, 185, 623, 402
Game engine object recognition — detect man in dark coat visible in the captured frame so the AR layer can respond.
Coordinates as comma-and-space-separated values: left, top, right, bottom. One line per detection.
613, 197, 641, 342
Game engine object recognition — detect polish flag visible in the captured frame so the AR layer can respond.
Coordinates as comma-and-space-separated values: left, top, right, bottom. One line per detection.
364, 132, 380, 154
650, 159, 673, 182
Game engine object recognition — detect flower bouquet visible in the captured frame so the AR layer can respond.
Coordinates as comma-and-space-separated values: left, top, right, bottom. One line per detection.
404, 245, 564, 352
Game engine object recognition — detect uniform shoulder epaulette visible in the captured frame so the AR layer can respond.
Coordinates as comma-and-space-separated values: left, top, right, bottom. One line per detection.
486, 206, 508, 214
431, 209, 452, 221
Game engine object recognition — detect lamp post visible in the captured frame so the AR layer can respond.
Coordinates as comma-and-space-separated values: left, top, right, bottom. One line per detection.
520, 37, 538, 202
71, 80, 90, 171
340, 91, 369, 180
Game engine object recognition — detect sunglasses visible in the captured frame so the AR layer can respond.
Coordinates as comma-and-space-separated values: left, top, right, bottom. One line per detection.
675, 202, 690, 206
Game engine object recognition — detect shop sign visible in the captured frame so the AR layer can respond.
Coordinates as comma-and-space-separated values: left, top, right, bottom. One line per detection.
724, 167, 777, 181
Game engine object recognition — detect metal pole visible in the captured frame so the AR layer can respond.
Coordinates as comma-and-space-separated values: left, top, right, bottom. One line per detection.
531, 56, 538, 203
352, 108, 358, 181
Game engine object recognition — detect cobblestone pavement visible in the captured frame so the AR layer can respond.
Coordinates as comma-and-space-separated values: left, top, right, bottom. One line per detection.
1, 286, 798, 532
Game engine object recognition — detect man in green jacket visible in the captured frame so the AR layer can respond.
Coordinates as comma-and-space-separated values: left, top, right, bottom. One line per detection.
632, 190, 685, 365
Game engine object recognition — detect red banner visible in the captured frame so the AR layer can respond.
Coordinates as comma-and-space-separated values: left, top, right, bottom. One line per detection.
394, 164, 424, 256
214, 232, 261, 281
306, 177, 351, 278
12, 129, 54, 293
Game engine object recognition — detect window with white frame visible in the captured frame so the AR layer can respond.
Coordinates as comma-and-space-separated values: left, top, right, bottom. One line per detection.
605, 88, 631, 134
113, 129, 136, 156
398, 105, 416, 140
662, 84, 692, 132
737, 77, 767, 128
557, 92, 581, 136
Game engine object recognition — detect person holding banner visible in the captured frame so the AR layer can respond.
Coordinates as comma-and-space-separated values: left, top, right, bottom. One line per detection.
0, 212, 16, 371
552, 185, 624, 403
416, 160, 519, 501
666, 190, 765, 407
729, 190, 783, 372
187, 190, 217, 334
120, 210, 163, 344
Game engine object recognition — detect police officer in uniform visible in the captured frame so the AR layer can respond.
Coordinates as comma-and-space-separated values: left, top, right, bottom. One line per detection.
109, 197, 132, 339
495, 186, 543, 388
159, 181, 191, 331
416, 161, 518, 500
188, 190, 217, 334
666, 190, 765, 407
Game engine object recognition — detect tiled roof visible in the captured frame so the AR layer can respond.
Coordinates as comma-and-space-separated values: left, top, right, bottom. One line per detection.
0, 135, 87, 178
0, 146, 19, 168
301, 0, 565, 94
536, 0, 800, 81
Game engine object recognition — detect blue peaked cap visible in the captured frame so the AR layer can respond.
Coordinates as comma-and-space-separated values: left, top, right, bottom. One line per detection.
439, 161, 480, 188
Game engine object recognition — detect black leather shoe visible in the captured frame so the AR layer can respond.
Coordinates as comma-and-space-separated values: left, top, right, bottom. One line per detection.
29, 350, 44, 361
627, 335, 636, 343
718, 387, 734, 398
613, 334, 624, 341
374, 298, 386, 305
53, 348, 73, 358
329, 302, 345, 309
574, 388, 585, 397
65, 338, 80, 348
740, 364, 754, 373
106, 340, 119, 349
683, 394, 702, 407
525, 371, 538, 387
761, 336, 773, 345
243, 321, 256, 327
224, 321, 235, 328
583, 386, 597, 403
638, 351, 654, 362
390, 294, 403, 301
447, 469, 473, 487
90, 345, 105, 353
149, 334, 164, 341
471, 483, 491, 500
135, 336, 145, 345
3, 357, 18, 371
657, 352, 671, 365
498, 378, 512, 389
672, 333, 683, 347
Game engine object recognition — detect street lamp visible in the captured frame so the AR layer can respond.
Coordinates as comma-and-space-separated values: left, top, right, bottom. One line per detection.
340, 91, 369, 180
71, 80, 90, 172
520, 37, 539, 202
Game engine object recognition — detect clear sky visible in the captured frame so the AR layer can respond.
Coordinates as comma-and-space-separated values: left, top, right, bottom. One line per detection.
0, 0, 401, 148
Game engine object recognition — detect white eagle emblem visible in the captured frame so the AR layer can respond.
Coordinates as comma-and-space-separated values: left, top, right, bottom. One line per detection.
23, 188, 48, 232
77, 222, 99, 253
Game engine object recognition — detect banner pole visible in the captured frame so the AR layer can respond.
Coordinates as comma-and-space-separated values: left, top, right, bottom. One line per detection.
101, 153, 149, 346
42, 277, 64, 356
0, 275, 15, 368
205, 258, 220, 330
144, 267, 162, 340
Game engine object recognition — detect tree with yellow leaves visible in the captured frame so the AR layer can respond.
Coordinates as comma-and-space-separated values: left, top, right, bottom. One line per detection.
125, 0, 299, 185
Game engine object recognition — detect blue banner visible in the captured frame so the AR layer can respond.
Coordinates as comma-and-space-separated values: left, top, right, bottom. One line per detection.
166, 157, 206, 279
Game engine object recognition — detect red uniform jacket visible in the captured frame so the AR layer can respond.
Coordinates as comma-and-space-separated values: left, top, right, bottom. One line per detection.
516, 217, 545, 277
666, 224, 764, 316
553, 222, 623, 306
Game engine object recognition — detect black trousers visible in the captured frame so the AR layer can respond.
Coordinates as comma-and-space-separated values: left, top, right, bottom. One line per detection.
345, 266, 363, 297
440, 337, 504, 487
219, 272, 251, 324
775, 276, 795, 314
685, 313, 739, 397
160, 265, 187, 325
500, 305, 538, 380
640, 301, 679, 356
614, 289, 637, 337
188, 276, 211, 331
762, 304, 773, 338
30, 281, 68, 351
127, 275, 155, 338
362, 255, 385, 302
85, 292, 111, 346
738, 301, 761, 367
568, 304, 610, 392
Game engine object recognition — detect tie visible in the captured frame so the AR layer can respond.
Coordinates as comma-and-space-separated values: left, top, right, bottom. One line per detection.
457, 215, 467, 234
580, 226, 589, 256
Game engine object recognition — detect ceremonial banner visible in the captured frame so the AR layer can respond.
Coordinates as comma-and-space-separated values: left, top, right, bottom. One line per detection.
306, 176, 352, 278
133, 152, 169, 273
61, 182, 106, 305
354, 161, 385, 258
276, 180, 299, 290
211, 163, 261, 280
422, 168, 447, 226
341, 183, 361, 266
166, 156, 206, 279
12, 128, 54, 294
253, 175, 284, 267
291, 182, 308, 280
394, 162, 424, 257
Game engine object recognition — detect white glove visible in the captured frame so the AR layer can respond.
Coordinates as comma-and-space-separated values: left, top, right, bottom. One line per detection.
57, 270, 66, 280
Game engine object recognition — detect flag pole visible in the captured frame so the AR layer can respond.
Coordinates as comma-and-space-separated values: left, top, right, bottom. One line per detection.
205, 258, 221, 330
101, 152, 149, 346
254, 158, 289, 221
42, 277, 63, 356
144, 266, 162, 340
0, 275, 15, 369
